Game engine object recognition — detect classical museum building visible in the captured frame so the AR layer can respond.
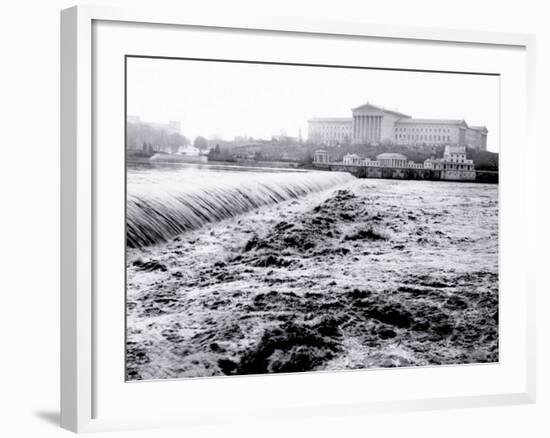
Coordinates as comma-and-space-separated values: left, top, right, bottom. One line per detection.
308, 102, 488, 150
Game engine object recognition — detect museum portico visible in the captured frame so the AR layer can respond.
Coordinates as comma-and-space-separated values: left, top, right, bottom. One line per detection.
351, 103, 409, 145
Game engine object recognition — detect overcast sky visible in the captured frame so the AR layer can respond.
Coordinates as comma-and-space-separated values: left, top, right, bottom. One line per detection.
127, 57, 499, 152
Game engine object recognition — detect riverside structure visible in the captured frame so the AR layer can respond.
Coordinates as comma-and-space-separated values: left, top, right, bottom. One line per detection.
314, 146, 481, 182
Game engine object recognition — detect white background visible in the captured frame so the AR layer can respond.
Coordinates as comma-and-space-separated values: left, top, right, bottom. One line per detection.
0, 0, 547, 437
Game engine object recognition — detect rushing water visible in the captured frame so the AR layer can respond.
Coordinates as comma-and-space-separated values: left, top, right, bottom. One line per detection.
127, 163, 355, 247
126, 165, 498, 381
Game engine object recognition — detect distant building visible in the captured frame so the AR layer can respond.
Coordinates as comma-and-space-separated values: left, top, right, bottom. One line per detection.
308, 102, 488, 150
352, 104, 410, 146
342, 153, 362, 165
424, 145, 475, 180
423, 159, 437, 170
308, 118, 353, 146
395, 118, 487, 151
408, 161, 424, 169
316, 143, 477, 181
363, 158, 381, 167
376, 152, 408, 168
313, 149, 330, 164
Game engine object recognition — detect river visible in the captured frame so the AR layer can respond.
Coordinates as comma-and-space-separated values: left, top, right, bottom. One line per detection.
126, 163, 499, 380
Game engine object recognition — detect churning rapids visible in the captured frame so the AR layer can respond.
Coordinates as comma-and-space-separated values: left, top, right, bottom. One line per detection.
126, 164, 499, 380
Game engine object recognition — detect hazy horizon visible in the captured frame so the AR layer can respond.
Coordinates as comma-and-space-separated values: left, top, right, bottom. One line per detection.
127, 57, 500, 152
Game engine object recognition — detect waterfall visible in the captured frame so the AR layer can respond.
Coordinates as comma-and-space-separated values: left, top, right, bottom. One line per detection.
126, 168, 354, 248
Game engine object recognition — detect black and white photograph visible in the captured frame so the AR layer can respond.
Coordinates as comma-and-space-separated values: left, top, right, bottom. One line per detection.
125, 56, 499, 381
2, 0, 547, 434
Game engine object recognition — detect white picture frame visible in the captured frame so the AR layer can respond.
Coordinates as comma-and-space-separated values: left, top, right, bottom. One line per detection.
60, 4, 536, 433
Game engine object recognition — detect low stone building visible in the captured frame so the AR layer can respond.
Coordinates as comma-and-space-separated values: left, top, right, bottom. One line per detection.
342, 153, 362, 165
315, 145, 478, 181
424, 145, 475, 180
408, 161, 424, 169
376, 152, 408, 168
313, 149, 331, 164
363, 158, 381, 167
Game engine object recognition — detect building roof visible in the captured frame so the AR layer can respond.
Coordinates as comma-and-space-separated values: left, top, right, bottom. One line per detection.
469, 126, 488, 132
308, 117, 352, 123
344, 153, 360, 158
351, 102, 410, 118
376, 153, 408, 160
396, 118, 467, 126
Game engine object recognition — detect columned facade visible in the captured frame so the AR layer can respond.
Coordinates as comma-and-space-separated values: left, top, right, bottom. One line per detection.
353, 114, 383, 144
313, 149, 330, 164
350, 103, 409, 145
376, 153, 408, 168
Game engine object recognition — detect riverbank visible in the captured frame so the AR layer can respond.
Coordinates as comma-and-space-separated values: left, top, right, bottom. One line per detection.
314, 163, 499, 183
208, 159, 302, 169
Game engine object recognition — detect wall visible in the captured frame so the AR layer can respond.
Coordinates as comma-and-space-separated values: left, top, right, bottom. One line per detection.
324, 164, 488, 182
0, 1, 547, 438
381, 112, 403, 143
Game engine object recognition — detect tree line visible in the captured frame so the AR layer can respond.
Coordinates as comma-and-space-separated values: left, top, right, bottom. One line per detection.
126, 121, 210, 154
